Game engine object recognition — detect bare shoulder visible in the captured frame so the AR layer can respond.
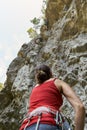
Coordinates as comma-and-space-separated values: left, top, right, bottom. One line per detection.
54, 78, 76, 96
54, 78, 63, 93
54, 78, 76, 95
55, 79, 84, 106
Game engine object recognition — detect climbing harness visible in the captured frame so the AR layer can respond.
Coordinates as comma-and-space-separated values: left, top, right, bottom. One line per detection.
23, 106, 72, 130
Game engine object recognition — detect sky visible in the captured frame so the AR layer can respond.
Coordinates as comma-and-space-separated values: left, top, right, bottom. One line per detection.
0, 0, 43, 83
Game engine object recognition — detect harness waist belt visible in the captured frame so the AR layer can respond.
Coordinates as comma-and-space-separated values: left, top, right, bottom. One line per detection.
27, 106, 57, 119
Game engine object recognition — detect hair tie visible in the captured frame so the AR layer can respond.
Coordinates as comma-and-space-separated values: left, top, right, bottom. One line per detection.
39, 70, 45, 74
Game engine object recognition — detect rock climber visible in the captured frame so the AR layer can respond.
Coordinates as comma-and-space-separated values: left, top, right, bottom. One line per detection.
19, 64, 85, 130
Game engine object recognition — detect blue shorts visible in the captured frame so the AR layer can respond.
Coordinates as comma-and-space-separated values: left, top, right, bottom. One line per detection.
26, 124, 60, 130
25, 120, 72, 130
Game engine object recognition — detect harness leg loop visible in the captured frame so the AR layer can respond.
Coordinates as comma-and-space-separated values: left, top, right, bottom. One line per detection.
24, 119, 30, 130
35, 113, 42, 130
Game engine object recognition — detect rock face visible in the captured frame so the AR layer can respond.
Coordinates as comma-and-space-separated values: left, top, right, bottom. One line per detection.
46, 0, 87, 40
0, 0, 87, 130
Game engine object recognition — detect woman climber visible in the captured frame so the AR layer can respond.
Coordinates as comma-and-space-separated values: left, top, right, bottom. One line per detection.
19, 64, 85, 130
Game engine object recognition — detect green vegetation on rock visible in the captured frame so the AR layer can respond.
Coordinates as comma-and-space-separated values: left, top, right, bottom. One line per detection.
0, 83, 4, 91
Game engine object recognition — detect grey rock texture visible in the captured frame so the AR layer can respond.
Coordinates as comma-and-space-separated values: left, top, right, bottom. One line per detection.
0, 0, 87, 130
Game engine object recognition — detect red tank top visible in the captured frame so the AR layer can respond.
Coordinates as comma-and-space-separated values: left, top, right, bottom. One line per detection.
20, 79, 63, 130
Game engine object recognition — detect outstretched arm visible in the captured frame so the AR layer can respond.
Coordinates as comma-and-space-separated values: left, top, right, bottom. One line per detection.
55, 79, 85, 130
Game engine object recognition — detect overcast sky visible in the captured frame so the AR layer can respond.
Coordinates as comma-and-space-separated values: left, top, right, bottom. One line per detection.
0, 0, 43, 83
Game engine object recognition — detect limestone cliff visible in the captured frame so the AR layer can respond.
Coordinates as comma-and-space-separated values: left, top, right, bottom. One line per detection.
0, 0, 87, 130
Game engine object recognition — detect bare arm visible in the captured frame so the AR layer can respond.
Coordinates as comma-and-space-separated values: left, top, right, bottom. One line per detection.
54, 79, 85, 130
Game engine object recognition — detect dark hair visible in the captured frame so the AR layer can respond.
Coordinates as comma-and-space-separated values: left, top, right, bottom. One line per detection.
35, 64, 52, 84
